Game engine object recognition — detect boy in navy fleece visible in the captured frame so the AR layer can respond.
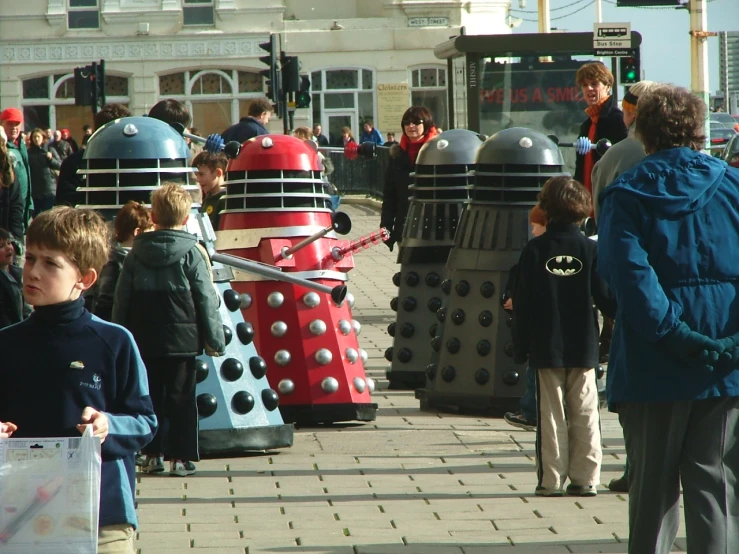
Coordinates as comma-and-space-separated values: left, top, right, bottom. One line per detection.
0, 206, 157, 554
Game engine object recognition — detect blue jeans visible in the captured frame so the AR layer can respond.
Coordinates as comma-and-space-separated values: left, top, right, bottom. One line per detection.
519, 365, 537, 423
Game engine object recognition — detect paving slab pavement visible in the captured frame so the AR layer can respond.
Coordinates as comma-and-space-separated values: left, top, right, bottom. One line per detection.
135, 202, 687, 553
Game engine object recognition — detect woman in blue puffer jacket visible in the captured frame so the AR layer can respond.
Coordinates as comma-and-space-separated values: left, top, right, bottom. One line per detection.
598, 84, 739, 554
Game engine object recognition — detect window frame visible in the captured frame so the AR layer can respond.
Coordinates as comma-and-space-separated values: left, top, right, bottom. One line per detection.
182, 0, 215, 27
67, 0, 100, 30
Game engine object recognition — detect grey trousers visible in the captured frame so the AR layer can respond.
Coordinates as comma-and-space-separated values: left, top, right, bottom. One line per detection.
619, 397, 739, 554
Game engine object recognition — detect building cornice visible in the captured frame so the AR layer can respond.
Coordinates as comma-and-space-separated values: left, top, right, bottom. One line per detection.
0, 36, 268, 65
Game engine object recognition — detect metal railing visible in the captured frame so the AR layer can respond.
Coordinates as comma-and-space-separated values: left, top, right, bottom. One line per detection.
321, 146, 391, 199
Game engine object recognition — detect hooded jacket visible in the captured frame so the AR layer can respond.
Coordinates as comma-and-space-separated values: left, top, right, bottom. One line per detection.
598, 148, 739, 408
112, 230, 225, 359
6, 139, 33, 229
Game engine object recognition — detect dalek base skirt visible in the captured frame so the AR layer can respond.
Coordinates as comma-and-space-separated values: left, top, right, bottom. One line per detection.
231, 278, 377, 425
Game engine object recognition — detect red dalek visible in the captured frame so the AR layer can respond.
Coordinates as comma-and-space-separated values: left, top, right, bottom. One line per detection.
217, 135, 382, 424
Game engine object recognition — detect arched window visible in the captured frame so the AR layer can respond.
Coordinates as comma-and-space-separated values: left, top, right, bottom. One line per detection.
21, 73, 129, 138
159, 69, 264, 136
310, 68, 376, 146
410, 66, 448, 131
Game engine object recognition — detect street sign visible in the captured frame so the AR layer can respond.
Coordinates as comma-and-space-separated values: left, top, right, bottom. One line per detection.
593, 23, 631, 55
593, 48, 636, 58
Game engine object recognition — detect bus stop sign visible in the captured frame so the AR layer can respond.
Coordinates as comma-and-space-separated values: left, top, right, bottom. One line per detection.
593, 23, 633, 56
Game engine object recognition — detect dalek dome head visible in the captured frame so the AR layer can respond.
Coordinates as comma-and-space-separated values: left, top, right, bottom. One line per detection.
410, 129, 485, 202
472, 127, 569, 204
416, 129, 486, 168
224, 135, 330, 213
475, 127, 564, 168
79, 116, 195, 219
228, 135, 321, 173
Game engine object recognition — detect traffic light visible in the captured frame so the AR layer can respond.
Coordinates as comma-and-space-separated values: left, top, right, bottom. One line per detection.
619, 55, 640, 85
281, 54, 301, 94
74, 60, 105, 112
296, 76, 311, 109
259, 34, 280, 102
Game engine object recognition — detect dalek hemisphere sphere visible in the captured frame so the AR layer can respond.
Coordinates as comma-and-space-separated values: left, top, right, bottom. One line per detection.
78, 116, 196, 218
472, 127, 568, 205
224, 134, 331, 213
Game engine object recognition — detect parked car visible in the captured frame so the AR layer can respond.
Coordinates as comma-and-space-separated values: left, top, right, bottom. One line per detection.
711, 112, 739, 133
710, 127, 737, 155
720, 132, 739, 168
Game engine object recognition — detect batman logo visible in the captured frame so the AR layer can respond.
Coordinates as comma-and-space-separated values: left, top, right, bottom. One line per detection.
546, 256, 583, 277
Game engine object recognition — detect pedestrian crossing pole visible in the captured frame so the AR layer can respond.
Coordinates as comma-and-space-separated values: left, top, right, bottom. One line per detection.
689, 0, 715, 150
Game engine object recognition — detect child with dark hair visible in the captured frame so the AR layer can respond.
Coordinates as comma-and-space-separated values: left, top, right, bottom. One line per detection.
0, 227, 30, 328
192, 151, 228, 231
512, 176, 615, 497
92, 201, 153, 321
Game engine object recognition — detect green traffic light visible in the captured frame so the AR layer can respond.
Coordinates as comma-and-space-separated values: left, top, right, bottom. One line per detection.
626, 70, 636, 80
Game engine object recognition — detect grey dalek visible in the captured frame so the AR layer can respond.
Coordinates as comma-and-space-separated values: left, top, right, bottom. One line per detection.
385, 130, 485, 390
78, 117, 294, 455
417, 128, 568, 412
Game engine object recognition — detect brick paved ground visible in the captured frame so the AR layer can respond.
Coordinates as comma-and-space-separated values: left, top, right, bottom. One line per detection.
135, 202, 687, 554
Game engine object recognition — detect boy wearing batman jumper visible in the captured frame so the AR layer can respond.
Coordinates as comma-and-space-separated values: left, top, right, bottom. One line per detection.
512, 176, 616, 497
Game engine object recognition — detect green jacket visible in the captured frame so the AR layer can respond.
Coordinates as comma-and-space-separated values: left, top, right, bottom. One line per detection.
112, 229, 225, 359
6, 139, 33, 229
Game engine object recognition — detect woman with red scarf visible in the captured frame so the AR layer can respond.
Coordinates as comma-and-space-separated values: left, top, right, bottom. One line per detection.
574, 62, 627, 204
380, 106, 438, 251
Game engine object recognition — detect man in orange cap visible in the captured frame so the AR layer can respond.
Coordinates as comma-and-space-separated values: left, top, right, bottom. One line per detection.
0, 108, 33, 232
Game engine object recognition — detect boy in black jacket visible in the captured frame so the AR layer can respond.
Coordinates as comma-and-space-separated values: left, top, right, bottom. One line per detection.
513, 176, 615, 497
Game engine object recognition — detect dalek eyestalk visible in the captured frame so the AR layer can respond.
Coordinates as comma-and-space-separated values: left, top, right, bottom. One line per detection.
281, 212, 352, 259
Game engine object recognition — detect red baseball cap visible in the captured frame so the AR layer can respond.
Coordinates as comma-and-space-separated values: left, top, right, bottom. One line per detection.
0, 108, 23, 123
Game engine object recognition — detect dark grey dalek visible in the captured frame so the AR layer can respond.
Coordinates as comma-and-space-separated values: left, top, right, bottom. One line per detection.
384, 130, 485, 389
416, 128, 568, 413
78, 117, 294, 455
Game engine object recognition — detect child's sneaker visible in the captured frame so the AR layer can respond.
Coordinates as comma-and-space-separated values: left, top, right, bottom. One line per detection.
141, 456, 164, 474
170, 460, 196, 477
504, 411, 537, 431
535, 486, 565, 497
566, 484, 598, 497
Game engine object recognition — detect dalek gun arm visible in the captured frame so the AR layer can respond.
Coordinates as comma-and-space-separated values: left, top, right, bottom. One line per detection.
211, 251, 348, 306
330, 228, 390, 262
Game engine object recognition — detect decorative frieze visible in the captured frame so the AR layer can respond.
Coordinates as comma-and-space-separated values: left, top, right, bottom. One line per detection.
0, 37, 264, 64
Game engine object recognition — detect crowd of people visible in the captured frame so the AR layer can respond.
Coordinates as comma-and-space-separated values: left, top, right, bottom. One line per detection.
0, 65, 738, 554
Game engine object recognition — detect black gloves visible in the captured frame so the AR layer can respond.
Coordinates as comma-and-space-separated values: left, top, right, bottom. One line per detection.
660, 321, 723, 371
386, 239, 396, 252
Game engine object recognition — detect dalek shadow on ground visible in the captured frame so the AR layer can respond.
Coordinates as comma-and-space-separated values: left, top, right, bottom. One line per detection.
78, 116, 294, 455
384, 130, 485, 390
416, 128, 569, 414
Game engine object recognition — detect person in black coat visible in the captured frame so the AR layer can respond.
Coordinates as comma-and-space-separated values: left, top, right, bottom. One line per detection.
0, 139, 23, 239
513, 176, 615, 497
0, 228, 30, 329
27, 128, 61, 216
573, 62, 628, 202
222, 98, 272, 144
380, 106, 438, 251
56, 103, 131, 208
312, 123, 329, 147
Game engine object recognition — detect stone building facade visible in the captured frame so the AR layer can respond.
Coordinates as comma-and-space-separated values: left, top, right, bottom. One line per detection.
0, 0, 509, 143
